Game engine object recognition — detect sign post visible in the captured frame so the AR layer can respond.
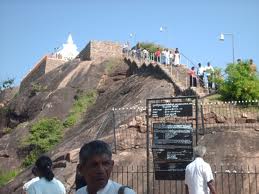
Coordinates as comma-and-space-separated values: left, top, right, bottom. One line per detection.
146, 96, 198, 191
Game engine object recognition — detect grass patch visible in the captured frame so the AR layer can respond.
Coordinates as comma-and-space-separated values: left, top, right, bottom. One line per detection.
104, 58, 121, 74
3, 127, 12, 134
29, 83, 47, 97
206, 94, 222, 102
0, 106, 11, 115
63, 90, 97, 127
0, 169, 20, 187
22, 90, 97, 166
22, 118, 63, 167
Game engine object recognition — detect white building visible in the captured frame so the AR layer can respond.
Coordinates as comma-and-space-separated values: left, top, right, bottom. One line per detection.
55, 34, 79, 61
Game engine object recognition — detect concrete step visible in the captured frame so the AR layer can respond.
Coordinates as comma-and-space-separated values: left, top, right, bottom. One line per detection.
125, 56, 210, 97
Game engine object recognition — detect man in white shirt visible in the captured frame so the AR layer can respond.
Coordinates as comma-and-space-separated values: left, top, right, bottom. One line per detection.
161, 49, 167, 64
142, 49, 149, 60
205, 62, 214, 89
164, 49, 170, 65
122, 42, 130, 54
185, 146, 216, 194
197, 63, 205, 87
76, 140, 136, 194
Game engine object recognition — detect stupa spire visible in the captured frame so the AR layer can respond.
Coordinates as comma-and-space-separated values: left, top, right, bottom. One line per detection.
67, 33, 73, 44
54, 33, 79, 61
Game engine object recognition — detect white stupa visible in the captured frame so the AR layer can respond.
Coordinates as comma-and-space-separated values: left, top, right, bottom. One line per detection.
56, 33, 79, 61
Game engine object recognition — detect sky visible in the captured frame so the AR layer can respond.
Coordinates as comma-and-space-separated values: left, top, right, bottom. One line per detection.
0, 0, 259, 85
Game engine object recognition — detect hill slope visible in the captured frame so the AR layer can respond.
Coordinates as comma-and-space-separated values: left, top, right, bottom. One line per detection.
0, 56, 258, 193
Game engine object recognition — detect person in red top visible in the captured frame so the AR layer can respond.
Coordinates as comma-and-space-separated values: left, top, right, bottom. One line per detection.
188, 66, 197, 87
154, 48, 161, 62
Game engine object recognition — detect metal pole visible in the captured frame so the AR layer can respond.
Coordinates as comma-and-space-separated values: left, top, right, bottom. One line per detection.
146, 99, 150, 194
200, 104, 205, 135
112, 109, 117, 154
223, 33, 235, 64
195, 97, 199, 145
231, 34, 235, 64
166, 27, 169, 45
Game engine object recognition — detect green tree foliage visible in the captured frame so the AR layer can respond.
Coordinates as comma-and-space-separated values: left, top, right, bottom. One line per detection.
136, 42, 164, 53
104, 58, 122, 74
29, 83, 47, 97
0, 78, 14, 91
211, 67, 224, 90
22, 118, 63, 166
219, 61, 259, 101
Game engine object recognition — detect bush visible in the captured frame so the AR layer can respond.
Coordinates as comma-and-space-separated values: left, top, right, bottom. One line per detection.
63, 90, 97, 127
63, 114, 77, 128
219, 61, 259, 101
137, 42, 164, 53
211, 67, 224, 90
104, 58, 121, 74
0, 169, 19, 187
29, 83, 47, 97
22, 150, 41, 167
3, 127, 12, 134
22, 118, 63, 166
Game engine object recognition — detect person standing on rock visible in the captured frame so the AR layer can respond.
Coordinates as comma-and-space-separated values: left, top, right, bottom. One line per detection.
165, 48, 170, 65
249, 59, 257, 73
76, 140, 136, 194
155, 48, 161, 62
188, 66, 197, 87
205, 62, 214, 90
169, 50, 174, 66
185, 145, 216, 194
174, 48, 180, 66
27, 155, 66, 194
197, 63, 205, 87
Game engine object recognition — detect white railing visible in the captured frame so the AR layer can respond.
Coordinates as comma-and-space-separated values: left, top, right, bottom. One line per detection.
123, 50, 190, 89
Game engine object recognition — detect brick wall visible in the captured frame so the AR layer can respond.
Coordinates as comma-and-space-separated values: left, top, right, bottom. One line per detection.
79, 40, 122, 61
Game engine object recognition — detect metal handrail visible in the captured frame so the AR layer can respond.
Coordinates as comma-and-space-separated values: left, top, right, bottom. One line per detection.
124, 50, 188, 88
180, 52, 196, 68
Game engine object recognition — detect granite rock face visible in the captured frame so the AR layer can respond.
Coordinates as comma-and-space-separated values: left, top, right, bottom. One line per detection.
1, 43, 259, 193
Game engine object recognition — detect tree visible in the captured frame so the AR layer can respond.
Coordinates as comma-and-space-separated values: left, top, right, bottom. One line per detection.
219, 61, 259, 101
136, 42, 163, 53
0, 78, 14, 91
211, 67, 224, 90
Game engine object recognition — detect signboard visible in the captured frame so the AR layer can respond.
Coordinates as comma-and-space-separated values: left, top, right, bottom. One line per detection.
154, 162, 190, 180
153, 123, 193, 146
152, 123, 193, 180
151, 102, 193, 117
152, 147, 193, 162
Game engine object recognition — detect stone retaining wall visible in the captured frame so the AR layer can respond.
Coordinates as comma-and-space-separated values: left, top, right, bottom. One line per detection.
79, 40, 122, 61
20, 56, 64, 91
20, 40, 122, 91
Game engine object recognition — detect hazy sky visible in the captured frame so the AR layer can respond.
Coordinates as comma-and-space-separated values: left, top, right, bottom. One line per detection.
1, 0, 258, 85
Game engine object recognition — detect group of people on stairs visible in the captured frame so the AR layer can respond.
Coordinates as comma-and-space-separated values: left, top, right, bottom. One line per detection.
188, 62, 215, 90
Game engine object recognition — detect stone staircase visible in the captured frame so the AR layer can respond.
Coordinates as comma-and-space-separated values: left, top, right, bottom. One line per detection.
124, 55, 209, 98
